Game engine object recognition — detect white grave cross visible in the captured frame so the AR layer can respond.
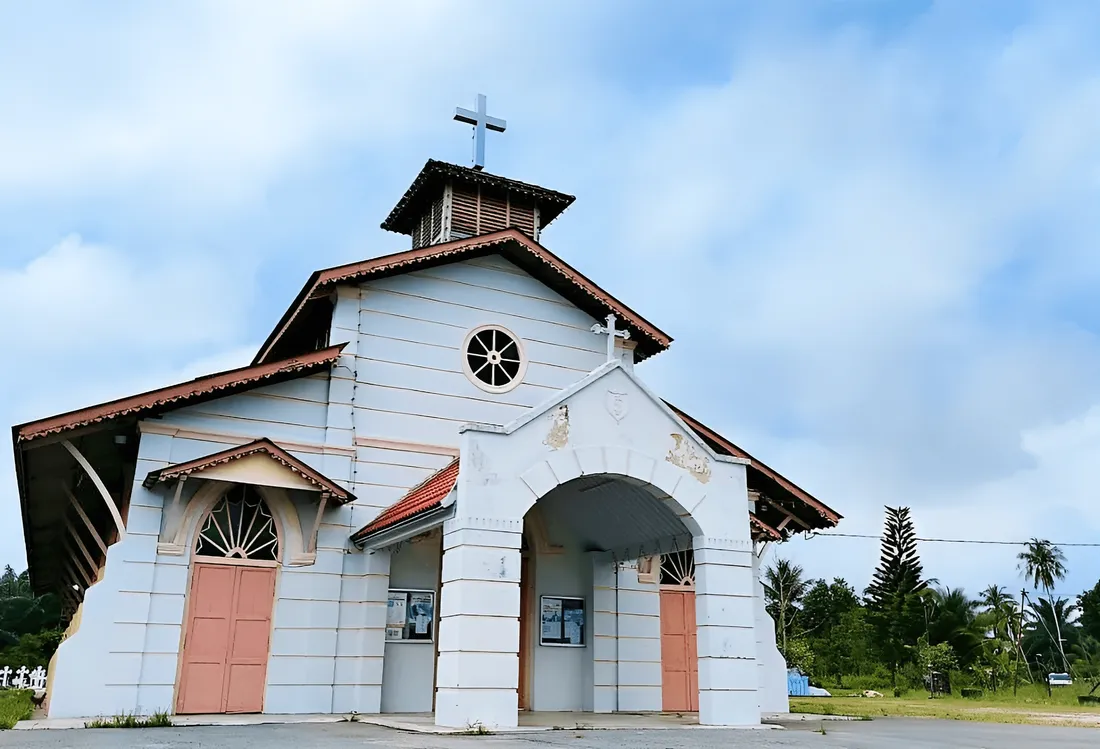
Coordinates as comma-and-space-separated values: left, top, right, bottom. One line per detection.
12, 666, 28, 689
29, 667, 47, 690
0, 666, 9, 688
591, 313, 630, 363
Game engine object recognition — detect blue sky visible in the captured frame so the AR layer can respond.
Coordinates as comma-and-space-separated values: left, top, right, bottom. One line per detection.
1, 1, 1099, 602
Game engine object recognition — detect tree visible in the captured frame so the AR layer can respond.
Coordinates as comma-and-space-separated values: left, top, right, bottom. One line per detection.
1078, 581, 1100, 642
0, 566, 61, 648
978, 585, 1018, 642
763, 559, 811, 656
1017, 539, 1069, 671
1022, 596, 1079, 673
925, 587, 983, 667
976, 585, 1019, 691
1071, 637, 1100, 696
864, 506, 929, 685
801, 578, 860, 637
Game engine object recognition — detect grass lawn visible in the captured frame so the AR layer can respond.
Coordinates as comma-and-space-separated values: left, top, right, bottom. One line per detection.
0, 690, 34, 730
791, 684, 1100, 727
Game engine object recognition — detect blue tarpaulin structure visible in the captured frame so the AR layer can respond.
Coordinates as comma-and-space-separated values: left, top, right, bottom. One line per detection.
787, 670, 809, 697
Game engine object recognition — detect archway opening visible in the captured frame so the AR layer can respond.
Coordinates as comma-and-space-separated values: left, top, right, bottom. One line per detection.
518, 473, 696, 713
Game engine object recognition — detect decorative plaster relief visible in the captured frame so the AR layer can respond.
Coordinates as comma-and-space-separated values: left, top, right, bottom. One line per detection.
605, 390, 629, 423
667, 434, 712, 484
543, 405, 569, 450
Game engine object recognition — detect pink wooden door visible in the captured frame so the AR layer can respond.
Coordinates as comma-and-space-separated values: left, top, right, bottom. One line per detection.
660, 589, 698, 712
177, 562, 276, 714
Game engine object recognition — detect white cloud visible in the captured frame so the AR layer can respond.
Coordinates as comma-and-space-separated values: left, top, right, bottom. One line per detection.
0, 1, 1098, 602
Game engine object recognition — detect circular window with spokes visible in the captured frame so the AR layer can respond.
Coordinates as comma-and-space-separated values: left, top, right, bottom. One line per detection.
462, 325, 528, 393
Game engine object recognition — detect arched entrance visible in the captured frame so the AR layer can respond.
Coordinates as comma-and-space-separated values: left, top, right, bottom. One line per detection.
176, 485, 280, 715
515, 472, 697, 714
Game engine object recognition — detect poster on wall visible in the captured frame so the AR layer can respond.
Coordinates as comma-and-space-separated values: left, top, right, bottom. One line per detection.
540, 596, 585, 647
386, 590, 434, 642
540, 597, 562, 641
408, 592, 434, 641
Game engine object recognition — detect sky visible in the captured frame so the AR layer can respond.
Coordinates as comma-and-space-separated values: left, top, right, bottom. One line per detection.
1, 0, 1099, 602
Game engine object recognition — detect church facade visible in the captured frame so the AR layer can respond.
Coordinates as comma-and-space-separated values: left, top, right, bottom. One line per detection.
12, 158, 840, 728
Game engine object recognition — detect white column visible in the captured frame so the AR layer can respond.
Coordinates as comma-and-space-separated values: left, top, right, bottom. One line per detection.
693, 537, 760, 725
434, 517, 522, 729
591, 553, 617, 713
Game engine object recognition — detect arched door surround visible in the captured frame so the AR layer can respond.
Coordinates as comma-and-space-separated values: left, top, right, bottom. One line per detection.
176, 485, 280, 715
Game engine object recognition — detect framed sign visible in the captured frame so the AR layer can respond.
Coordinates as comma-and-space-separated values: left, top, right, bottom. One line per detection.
540, 595, 585, 647
386, 589, 435, 642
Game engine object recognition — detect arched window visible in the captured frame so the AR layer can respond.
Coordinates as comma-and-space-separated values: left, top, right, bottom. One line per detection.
196, 485, 280, 562
660, 549, 695, 588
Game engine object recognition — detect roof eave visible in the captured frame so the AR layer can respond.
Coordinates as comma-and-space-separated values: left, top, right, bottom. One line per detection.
252, 229, 673, 366
351, 502, 454, 550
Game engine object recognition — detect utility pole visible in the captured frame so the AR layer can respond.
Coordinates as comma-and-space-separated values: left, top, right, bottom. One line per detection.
1013, 588, 1026, 697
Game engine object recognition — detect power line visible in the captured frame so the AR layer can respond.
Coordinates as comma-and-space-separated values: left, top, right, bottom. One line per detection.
806, 532, 1100, 548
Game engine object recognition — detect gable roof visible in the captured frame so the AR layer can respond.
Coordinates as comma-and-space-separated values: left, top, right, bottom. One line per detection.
668, 404, 842, 534
351, 458, 459, 544
381, 160, 576, 235
14, 344, 346, 444
253, 229, 673, 365
142, 438, 355, 503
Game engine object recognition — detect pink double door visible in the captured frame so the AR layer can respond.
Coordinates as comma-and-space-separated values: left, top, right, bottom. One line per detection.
660, 588, 698, 712
176, 561, 276, 714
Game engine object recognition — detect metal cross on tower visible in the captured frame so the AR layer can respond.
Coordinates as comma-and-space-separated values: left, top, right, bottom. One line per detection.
453, 94, 506, 171
591, 314, 630, 362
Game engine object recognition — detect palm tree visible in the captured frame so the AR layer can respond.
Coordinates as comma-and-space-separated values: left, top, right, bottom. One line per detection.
1017, 539, 1069, 671
1023, 596, 1079, 671
763, 559, 811, 657
977, 584, 1021, 691
925, 587, 983, 666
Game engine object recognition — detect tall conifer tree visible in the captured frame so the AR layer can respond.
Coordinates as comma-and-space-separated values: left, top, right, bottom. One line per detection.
864, 506, 928, 684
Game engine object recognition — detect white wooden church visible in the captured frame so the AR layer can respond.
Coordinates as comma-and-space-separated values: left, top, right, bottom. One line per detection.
12, 109, 840, 728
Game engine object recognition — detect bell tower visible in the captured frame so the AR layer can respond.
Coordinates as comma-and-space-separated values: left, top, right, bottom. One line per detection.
380, 160, 575, 248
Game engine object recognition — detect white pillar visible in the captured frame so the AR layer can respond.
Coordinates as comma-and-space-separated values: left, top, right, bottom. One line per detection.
434, 517, 522, 729
693, 537, 760, 725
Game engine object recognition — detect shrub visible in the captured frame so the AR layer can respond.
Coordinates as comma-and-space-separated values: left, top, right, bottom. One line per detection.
0, 690, 34, 730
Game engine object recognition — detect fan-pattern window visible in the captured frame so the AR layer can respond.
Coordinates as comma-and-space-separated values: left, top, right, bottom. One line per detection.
196, 485, 279, 562
660, 549, 695, 587
462, 325, 527, 393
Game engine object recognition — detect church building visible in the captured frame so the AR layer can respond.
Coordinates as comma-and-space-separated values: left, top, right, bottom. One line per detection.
11, 107, 840, 728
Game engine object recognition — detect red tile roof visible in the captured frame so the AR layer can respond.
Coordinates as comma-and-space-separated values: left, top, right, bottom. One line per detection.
254, 229, 672, 365
15, 344, 346, 443
352, 458, 460, 543
143, 438, 355, 504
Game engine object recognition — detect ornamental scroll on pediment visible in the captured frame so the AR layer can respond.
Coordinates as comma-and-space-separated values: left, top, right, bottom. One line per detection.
667, 433, 712, 484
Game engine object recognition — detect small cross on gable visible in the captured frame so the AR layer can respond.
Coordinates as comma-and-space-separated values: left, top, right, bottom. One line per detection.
591, 314, 630, 363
